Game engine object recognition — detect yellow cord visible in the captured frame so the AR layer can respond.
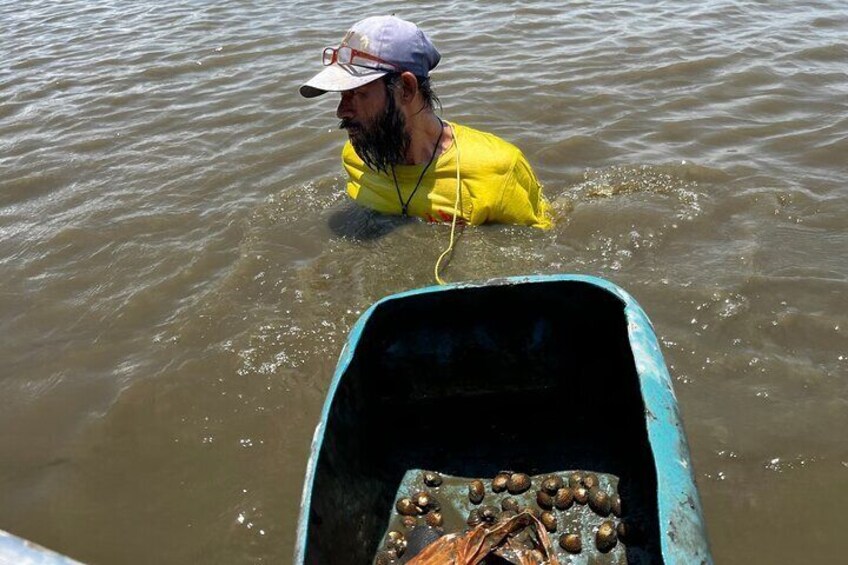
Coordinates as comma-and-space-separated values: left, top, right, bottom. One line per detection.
434, 124, 461, 285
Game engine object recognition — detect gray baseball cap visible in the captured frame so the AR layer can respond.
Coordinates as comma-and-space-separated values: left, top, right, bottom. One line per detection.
300, 16, 440, 98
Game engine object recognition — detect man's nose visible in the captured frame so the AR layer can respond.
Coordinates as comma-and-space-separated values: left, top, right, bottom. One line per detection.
336, 92, 354, 119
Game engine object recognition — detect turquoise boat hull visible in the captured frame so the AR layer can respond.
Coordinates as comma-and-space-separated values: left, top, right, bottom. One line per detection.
0, 529, 84, 564
295, 274, 712, 564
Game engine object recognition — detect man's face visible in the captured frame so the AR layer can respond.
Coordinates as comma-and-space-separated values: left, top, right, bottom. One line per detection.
337, 78, 410, 173
336, 79, 387, 138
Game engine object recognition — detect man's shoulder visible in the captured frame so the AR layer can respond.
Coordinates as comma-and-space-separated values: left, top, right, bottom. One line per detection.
450, 122, 525, 173
451, 122, 521, 153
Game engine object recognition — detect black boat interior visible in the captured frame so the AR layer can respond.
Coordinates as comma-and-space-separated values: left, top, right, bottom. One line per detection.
304, 280, 662, 563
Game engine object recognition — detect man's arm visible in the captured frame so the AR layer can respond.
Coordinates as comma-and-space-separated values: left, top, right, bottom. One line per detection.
493, 150, 553, 229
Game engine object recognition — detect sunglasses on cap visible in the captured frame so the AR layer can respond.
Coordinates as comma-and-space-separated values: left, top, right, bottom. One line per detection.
322, 45, 401, 72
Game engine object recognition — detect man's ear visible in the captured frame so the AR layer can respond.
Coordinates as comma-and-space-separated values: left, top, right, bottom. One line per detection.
399, 71, 419, 104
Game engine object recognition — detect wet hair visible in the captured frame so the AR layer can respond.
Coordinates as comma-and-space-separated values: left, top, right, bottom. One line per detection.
382, 72, 442, 113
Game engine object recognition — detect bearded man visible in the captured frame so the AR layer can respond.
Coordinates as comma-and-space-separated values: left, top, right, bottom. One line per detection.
300, 16, 552, 229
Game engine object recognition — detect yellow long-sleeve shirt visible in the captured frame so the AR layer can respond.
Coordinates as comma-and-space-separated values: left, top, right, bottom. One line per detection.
342, 122, 552, 229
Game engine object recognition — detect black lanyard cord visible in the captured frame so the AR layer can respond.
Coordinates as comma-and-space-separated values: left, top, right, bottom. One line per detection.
391, 118, 445, 217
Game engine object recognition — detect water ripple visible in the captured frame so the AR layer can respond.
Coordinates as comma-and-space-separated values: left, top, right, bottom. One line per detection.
1, 1, 847, 563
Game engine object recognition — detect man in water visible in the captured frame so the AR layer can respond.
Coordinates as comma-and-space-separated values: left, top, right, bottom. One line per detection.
300, 15, 552, 229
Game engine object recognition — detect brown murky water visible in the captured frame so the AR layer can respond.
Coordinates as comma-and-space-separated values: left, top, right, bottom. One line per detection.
1, 1, 846, 563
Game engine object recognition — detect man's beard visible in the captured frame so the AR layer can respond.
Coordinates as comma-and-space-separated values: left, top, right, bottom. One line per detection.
339, 91, 410, 174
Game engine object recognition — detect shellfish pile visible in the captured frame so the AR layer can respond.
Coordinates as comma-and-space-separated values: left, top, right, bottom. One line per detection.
375, 469, 644, 564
